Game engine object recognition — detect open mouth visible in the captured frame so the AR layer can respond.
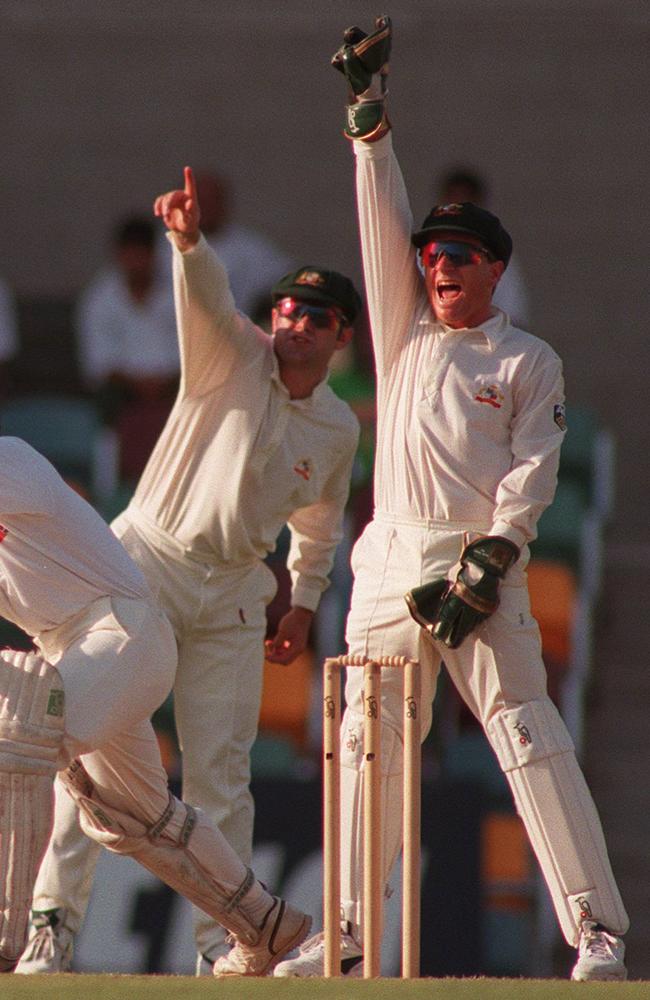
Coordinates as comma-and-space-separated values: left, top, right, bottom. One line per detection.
436, 281, 462, 301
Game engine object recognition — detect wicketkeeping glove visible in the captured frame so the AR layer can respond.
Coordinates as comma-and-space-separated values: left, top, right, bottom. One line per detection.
331, 15, 392, 142
404, 536, 520, 650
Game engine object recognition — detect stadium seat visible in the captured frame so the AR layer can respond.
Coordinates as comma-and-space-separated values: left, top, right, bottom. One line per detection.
560, 405, 616, 521
481, 811, 535, 974
527, 558, 577, 706
0, 393, 117, 502
531, 479, 603, 598
257, 648, 314, 752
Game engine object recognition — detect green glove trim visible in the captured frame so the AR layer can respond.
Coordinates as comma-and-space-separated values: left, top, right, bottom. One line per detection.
405, 536, 520, 650
344, 100, 390, 141
331, 16, 392, 98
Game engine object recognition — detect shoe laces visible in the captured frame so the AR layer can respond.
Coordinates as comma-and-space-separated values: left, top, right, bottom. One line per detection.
581, 923, 617, 958
23, 923, 57, 962
299, 931, 325, 952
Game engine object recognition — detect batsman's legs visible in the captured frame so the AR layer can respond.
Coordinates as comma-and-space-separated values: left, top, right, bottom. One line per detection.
30, 775, 102, 932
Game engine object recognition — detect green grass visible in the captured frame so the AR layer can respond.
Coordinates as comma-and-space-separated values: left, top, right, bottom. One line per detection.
2, 976, 648, 999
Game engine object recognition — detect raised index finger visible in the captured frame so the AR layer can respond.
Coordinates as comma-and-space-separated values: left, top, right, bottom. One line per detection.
184, 165, 196, 202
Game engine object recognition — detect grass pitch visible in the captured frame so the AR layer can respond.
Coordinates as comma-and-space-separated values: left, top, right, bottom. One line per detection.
2, 976, 648, 999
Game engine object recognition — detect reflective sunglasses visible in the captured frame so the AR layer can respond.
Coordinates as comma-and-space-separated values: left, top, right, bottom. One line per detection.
420, 240, 493, 269
275, 297, 345, 332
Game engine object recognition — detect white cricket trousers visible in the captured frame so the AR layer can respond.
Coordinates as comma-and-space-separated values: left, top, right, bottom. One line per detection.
33, 508, 277, 961
41, 594, 177, 805
339, 515, 628, 947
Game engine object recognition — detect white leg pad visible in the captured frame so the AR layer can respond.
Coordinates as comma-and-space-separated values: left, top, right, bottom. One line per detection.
59, 760, 263, 945
0, 651, 65, 968
339, 709, 404, 931
486, 699, 629, 945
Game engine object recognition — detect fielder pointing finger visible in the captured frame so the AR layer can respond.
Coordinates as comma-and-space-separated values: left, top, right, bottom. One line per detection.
274, 15, 628, 982
20, 164, 360, 975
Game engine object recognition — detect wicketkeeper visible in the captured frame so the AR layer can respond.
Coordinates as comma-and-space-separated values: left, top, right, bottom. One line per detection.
275, 15, 628, 982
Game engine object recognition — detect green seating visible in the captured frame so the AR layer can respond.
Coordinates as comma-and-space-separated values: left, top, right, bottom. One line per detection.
560, 405, 615, 520
0, 394, 101, 497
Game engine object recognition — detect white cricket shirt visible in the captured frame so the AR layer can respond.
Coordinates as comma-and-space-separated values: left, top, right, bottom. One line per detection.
126, 237, 359, 612
354, 134, 565, 550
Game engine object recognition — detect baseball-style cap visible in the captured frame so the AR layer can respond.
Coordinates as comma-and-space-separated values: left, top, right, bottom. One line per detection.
272, 267, 362, 324
412, 202, 513, 267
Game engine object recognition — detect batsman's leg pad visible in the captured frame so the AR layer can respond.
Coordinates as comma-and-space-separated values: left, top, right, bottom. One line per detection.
486, 699, 629, 945
0, 651, 65, 967
59, 760, 263, 945
340, 710, 404, 930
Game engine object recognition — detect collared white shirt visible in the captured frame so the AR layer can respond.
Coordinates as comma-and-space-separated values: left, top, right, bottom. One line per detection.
128, 236, 359, 611
76, 267, 179, 385
0, 438, 149, 635
354, 134, 564, 550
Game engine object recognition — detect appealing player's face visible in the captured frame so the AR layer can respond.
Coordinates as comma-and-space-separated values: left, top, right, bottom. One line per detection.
271, 299, 350, 371
421, 232, 504, 330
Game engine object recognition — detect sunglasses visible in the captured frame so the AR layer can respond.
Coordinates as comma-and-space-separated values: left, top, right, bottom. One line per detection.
275, 297, 346, 332
420, 240, 493, 269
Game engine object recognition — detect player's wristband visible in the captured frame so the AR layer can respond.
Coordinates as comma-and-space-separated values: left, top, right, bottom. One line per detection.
344, 100, 390, 142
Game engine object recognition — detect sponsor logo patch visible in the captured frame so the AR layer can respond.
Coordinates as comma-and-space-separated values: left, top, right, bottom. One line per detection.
554, 403, 567, 431
475, 384, 504, 409
514, 721, 532, 746
294, 458, 312, 481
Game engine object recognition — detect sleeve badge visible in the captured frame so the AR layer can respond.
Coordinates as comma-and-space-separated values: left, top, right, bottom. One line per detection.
554, 403, 567, 431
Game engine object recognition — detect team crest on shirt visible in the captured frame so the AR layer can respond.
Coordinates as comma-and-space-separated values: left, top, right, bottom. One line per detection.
294, 458, 313, 481
554, 403, 567, 431
475, 384, 504, 409
0, 525, 7, 543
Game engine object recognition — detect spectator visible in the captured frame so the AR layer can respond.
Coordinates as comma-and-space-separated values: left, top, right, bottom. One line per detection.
76, 216, 179, 481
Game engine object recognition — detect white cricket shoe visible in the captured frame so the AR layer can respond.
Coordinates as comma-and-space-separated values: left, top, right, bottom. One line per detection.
15, 909, 74, 974
273, 929, 363, 977
212, 897, 311, 977
196, 939, 231, 976
571, 921, 627, 981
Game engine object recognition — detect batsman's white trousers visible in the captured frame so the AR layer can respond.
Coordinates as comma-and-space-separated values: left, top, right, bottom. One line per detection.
33, 509, 277, 960
339, 515, 628, 947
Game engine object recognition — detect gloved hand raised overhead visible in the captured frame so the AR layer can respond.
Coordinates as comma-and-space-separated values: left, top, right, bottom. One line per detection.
331, 15, 392, 141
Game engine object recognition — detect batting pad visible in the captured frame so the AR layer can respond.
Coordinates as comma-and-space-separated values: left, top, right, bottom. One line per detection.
0, 651, 65, 967
486, 699, 629, 945
340, 709, 404, 930
60, 760, 262, 945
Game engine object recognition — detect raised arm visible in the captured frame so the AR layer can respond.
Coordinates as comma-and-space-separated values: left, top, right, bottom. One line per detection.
331, 17, 421, 373
154, 167, 259, 394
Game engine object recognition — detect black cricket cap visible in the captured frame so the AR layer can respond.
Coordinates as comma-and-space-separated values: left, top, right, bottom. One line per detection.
272, 267, 362, 324
412, 202, 513, 267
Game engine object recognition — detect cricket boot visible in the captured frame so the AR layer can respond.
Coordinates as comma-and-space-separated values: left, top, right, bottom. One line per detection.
15, 909, 74, 974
